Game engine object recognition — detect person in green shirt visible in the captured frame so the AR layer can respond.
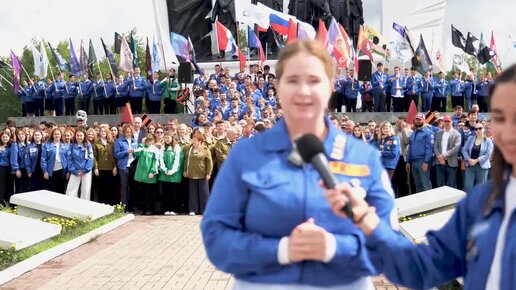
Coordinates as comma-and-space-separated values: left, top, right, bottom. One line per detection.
160, 68, 180, 114
134, 134, 160, 215
159, 131, 184, 215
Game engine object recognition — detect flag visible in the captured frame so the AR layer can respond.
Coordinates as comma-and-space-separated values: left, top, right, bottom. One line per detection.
114, 32, 123, 54
188, 36, 204, 75
425, 111, 437, 124
171, 32, 191, 61
403, 26, 416, 54
465, 32, 479, 56
119, 34, 134, 73
129, 34, 139, 68
364, 25, 388, 57
357, 26, 374, 63
452, 54, 470, 73
326, 17, 351, 68
271, 28, 285, 49
10, 50, 22, 93
101, 37, 119, 77
48, 42, 70, 72
215, 20, 238, 55
39, 41, 49, 78
435, 48, 447, 72
120, 103, 134, 124
388, 22, 412, 62
79, 40, 89, 78
297, 20, 316, 40
287, 18, 297, 44
269, 14, 290, 35
317, 19, 327, 44
406, 100, 418, 124
247, 26, 265, 65
238, 49, 247, 72
476, 32, 493, 65
30, 44, 43, 78
151, 37, 161, 73
490, 31, 502, 74
69, 38, 82, 77
88, 39, 97, 75
141, 112, 154, 127
451, 25, 467, 51
411, 34, 433, 75
145, 37, 152, 80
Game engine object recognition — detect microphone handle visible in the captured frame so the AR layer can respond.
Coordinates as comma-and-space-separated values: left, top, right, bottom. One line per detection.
312, 154, 355, 220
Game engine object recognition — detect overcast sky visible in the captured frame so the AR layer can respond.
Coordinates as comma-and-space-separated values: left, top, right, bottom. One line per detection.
1, 0, 515, 66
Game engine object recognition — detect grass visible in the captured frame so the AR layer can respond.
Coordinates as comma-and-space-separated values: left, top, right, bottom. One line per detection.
0, 204, 126, 271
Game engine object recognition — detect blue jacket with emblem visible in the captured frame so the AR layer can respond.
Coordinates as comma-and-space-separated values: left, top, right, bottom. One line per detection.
433, 79, 449, 98
40, 142, 69, 177
114, 137, 136, 170
342, 78, 360, 99
405, 76, 421, 95
450, 79, 465, 97
378, 136, 401, 170
420, 77, 434, 99
201, 117, 395, 287
52, 80, 66, 99
0, 145, 11, 167
365, 177, 516, 290
145, 80, 165, 101
25, 143, 42, 175
407, 126, 434, 164
10, 143, 27, 172
371, 71, 388, 94
66, 143, 93, 175
65, 82, 79, 99
128, 76, 146, 98
79, 80, 93, 98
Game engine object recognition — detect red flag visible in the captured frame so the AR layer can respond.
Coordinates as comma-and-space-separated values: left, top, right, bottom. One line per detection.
120, 103, 134, 124
287, 19, 297, 44
238, 48, 247, 72
317, 19, 327, 44
406, 100, 418, 124
337, 23, 352, 58
490, 31, 502, 75
357, 26, 374, 62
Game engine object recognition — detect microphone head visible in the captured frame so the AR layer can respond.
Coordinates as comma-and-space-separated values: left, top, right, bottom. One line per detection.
295, 133, 325, 163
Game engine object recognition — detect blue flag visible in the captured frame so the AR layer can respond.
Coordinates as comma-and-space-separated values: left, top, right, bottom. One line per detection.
170, 32, 190, 61
48, 42, 70, 72
101, 38, 119, 77
69, 38, 81, 76
152, 37, 161, 73
188, 36, 204, 75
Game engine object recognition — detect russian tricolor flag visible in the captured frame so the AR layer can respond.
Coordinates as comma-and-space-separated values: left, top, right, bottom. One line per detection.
269, 14, 290, 36
216, 20, 238, 55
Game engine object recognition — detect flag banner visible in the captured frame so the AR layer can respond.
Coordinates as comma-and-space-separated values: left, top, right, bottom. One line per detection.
490, 31, 502, 74
435, 48, 447, 72
114, 32, 123, 54
297, 19, 316, 40
10, 50, 22, 93
317, 19, 327, 44
465, 32, 479, 56
88, 39, 97, 75
145, 38, 153, 80
271, 28, 285, 49
269, 14, 290, 35
151, 0, 179, 69
388, 22, 412, 62
151, 37, 161, 73
452, 54, 469, 72
326, 17, 351, 68
238, 48, 247, 72
477, 32, 493, 65
188, 36, 204, 75
48, 42, 70, 72
364, 25, 388, 57
171, 32, 191, 62
129, 34, 139, 68
39, 41, 49, 78
357, 26, 374, 63
451, 25, 467, 51
406, 100, 418, 124
247, 26, 266, 65
30, 44, 43, 78
120, 103, 134, 124
412, 34, 433, 75
101, 38, 119, 77
69, 39, 82, 77
403, 26, 416, 54
141, 112, 154, 127
79, 40, 89, 78
216, 20, 238, 55
119, 34, 134, 73
287, 18, 297, 44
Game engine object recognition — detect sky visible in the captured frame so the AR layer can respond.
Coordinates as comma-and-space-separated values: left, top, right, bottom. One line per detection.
0, 0, 515, 67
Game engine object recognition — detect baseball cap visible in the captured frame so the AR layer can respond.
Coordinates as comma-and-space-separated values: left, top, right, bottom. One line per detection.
415, 112, 425, 119
443, 115, 452, 122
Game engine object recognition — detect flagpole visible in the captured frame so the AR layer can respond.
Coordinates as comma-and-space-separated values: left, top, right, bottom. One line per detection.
0, 73, 14, 87
96, 60, 108, 98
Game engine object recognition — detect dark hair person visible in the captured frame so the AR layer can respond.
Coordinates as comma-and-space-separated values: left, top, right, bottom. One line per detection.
201, 40, 394, 289
325, 64, 516, 290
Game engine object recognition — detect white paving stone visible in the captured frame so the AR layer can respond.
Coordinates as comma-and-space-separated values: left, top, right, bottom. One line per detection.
396, 186, 465, 217
0, 211, 61, 250
399, 209, 455, 244
10, 190, 113, 221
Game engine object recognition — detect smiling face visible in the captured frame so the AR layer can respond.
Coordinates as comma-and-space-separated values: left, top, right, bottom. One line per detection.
276, 52, 332, 128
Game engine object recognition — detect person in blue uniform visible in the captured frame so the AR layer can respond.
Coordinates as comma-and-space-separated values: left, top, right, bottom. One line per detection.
92, 72, 106, 115
10, 129, 30, 193
0, 132, 14, 203
388, 67, 406, 112
78, 75, 93, 115
404, 67, 421, 111
53, 73, 67, 116
406, 112, 434, 193
432, 71, 449, 112
25, 130, 46, 191
449, 71, 465, 110
371, 62, 388, 112
41, 128, 68, 194
201, 40, 394, 289
342, 69, 360, 112
128, 67, 146, 114
104, 73, 117, 115
476, 72, 494, 113
420, 71, 434, 112
43, 78, 55, 116
146, 72, 165, 114
33, 78, 45, 117
325, 63, 516, 290
377, 121, 400, 181
64, 75, 78, 116
19, 80, 36, 117
115, 74, 129, 113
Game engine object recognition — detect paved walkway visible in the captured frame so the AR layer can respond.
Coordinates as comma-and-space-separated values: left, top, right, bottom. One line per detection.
0, 216, 407, 290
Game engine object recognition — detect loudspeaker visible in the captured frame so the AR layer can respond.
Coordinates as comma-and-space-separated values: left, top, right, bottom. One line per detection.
358, 60, 372, 81
178, 62, 193, 83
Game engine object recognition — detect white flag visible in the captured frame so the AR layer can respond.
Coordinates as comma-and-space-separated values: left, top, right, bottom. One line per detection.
30, 44, 43, 78
39, 41, 49, 78
152, 0, 179, 69
119, 35, 134, 73
452, 54, 470, 73
388, 22, 412, 62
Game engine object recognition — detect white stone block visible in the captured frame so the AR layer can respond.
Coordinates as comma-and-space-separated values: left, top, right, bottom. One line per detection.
10, 190, 113, 221
0, 212, 61, 250
396, 186, 466, 217
399, 209, 455, 244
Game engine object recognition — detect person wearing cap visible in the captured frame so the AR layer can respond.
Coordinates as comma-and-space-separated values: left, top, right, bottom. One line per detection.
433, 115, 462, 188
406, 112, 434, 193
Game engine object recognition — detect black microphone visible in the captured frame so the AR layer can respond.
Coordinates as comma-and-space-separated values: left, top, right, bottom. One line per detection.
296, 133, 354, 220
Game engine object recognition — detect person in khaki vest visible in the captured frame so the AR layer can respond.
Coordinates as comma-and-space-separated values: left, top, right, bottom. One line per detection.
183, 132, 213, 216
214, 126, 238, 170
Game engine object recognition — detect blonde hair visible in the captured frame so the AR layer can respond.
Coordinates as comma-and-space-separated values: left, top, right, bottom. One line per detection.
276, 40, 335, 82
380, 121, 395, 139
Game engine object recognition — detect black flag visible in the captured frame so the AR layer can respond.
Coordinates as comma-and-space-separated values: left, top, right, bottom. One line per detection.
88, 39, 97, 76
465, 32, 480, 56
411, 34, 433, 75
145, 37, 152, 81
114, 32, 123, 54
451, 25, 467, 51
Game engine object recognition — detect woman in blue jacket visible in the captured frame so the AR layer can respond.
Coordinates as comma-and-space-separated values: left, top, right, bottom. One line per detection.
462, 123, 493, 192
0, 132, 14, 203
41, 128, 68, 194
114, 124, 137, 211
325, 64, 516, 290
65, 129, 93, 200
10, 129, 30, 193
377, 121, 401, 180
201, 41, 394, 289
25, 130, 45, 191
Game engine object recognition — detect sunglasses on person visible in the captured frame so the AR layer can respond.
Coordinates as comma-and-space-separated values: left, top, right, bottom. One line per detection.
475, 127, 483, 131
155, 131, 164, 134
